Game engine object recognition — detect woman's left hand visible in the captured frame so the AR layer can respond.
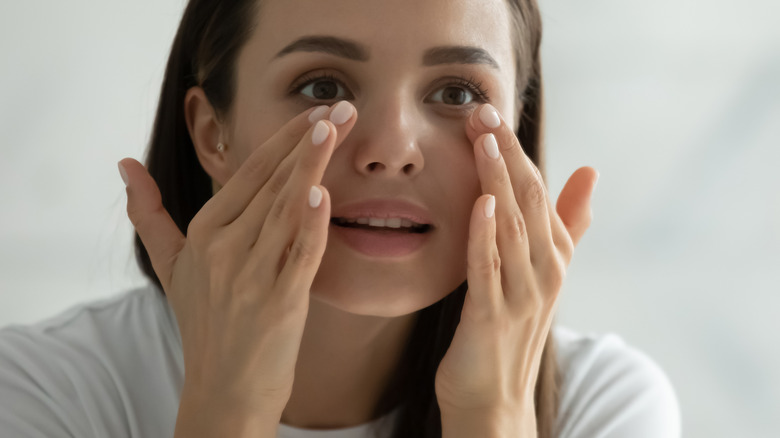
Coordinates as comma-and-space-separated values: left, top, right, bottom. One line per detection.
434, 103, 599, 419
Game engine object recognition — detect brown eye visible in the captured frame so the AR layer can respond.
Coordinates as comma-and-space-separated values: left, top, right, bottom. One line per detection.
430, 85, 475, 106
444, 86, 469, 105
300, 78, 346, 100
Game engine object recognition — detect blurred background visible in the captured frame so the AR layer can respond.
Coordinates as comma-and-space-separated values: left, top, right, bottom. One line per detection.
1, 0, 778, 436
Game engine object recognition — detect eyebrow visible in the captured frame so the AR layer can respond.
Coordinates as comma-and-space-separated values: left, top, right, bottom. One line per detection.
273, 35, 500, 70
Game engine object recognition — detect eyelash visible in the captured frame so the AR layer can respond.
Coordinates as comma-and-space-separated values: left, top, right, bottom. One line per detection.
288, 72, 491, 105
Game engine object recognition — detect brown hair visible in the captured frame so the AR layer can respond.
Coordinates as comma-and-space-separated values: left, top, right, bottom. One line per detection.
133, 0, 558, 436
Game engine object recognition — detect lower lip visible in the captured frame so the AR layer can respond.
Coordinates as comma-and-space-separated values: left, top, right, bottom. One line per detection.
331, 224, 432, 257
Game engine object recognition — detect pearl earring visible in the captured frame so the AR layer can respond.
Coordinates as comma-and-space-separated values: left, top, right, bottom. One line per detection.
217, 142, 225, 152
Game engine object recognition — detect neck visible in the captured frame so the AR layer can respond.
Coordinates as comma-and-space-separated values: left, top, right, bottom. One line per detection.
281, 295, 418, 429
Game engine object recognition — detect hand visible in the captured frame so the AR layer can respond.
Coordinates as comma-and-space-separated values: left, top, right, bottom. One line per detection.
120, 102, 356, 415
434, 103, 599, 415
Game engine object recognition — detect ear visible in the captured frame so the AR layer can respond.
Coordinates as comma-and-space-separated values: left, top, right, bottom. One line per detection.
184, 86, 232, 193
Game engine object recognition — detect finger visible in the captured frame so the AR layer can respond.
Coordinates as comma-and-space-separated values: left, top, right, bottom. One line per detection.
196, 101, 355, 230
556, 166, 599, 247
473, 133, 533, 302
249, 119, 337, 286
274, 184, 331, 308
230, 101, 356, 246
468, 104, 565, 267
120, 158, 185, 293
465, 194, 503, 319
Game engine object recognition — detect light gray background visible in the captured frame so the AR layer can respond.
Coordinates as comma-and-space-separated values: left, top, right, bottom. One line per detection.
1, 1, 778, 437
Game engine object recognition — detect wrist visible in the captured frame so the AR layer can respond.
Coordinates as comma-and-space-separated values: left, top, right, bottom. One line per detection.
440, 403, 537, 438
175, 381, 285, 438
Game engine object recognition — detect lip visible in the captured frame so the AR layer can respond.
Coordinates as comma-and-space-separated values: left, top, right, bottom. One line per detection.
330, 198, 435, 226
329, 198, 435, 258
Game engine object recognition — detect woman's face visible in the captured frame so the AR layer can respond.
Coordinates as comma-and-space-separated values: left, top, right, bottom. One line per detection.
221, 0, 517, 316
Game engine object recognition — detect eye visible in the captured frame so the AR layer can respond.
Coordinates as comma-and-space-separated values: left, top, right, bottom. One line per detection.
430, 86, 473, 106
428, 76, 490, 107
294, 73, 349, 101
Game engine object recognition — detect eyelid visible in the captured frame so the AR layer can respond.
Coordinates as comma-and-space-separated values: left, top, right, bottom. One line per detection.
425, 75, 491, 105
289, 69, 491, 106
288, 70, 355, 98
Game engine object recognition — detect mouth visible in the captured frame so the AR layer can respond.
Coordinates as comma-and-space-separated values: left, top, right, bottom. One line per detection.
330, 217, 433, 234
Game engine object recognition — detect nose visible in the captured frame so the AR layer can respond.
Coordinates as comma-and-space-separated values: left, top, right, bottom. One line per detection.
347, 97, 425, 178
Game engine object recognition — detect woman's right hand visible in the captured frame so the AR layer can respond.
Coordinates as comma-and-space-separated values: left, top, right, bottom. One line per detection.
119, 102, 356, 417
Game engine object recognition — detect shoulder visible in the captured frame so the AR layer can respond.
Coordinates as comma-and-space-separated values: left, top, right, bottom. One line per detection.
552, 326, 681, 438
0, 283, 181, 437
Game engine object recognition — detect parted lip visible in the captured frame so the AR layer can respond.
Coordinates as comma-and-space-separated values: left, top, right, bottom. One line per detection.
330, 199, 435, 227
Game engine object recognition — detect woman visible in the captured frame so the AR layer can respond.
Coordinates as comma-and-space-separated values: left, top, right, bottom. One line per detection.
0, 0, 680, 437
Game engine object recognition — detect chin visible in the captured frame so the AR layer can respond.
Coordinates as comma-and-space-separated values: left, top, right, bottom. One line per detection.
311, 277, 460, 318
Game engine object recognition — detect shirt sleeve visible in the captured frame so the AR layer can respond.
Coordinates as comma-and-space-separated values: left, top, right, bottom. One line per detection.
556, 332, 681, 438
0, 326, 99, 438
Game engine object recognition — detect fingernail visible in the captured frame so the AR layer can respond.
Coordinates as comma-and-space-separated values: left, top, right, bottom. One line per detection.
593, 171, 600, 192
329, 101, 353, 125
484, 195, 495, 218
483, 134, 499, 160
312, 120, 330, 145
308, 105, 329, 123
309, 186, 323, 208
479, 104, 501, 129
118, 161, 129, 186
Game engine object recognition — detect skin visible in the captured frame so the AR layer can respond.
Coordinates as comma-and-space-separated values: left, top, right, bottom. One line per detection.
182, 0, 596, 430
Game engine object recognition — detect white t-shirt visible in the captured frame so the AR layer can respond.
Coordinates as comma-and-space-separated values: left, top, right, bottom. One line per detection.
0, 284, 680, 437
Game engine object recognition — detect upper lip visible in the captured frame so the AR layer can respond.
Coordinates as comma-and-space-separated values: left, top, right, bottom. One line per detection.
331, 198, 435, 226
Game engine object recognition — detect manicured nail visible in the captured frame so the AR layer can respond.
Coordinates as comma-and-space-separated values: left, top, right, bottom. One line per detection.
483, 133, 499, 160
479, 104, 501, 129
308, 105, 329, 123
309, 186, 323, 208
117, 161, 129, 186
312, 120, 330, 145
484, 195, 495, 218
329, 101, 353, 125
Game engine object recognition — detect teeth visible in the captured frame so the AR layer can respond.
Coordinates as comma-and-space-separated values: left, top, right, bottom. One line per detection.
335, 217, 427, 229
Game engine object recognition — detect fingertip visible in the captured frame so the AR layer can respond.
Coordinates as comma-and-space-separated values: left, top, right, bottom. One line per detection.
308, 185, 324, 208
118, 160, 129, 187
484, 194, 496, 219
308, 105, 330, 123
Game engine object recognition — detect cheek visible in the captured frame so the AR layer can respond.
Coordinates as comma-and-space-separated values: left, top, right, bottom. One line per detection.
230, 104, 294, 164
444, 148, 482, 211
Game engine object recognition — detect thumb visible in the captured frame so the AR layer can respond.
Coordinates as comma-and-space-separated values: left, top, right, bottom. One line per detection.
556, 166, 599, 247
119, 158, 185, 292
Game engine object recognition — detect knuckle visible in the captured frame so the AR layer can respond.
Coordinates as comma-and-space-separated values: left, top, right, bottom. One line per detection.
502, 137, 525, 161
524, 176, 547, 210
288, 239, 321, 267
500, 211, 527, 245
269, 193, 290, 224
205, 236, 231, 260
472, 251, 501, 277
543, 256, 566, 293
492, 167, 510, 187
244, 153, 272, 181
267, 171, 288, 199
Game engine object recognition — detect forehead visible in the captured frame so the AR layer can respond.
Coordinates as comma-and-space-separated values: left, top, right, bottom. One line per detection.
246, 0, 515, 73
